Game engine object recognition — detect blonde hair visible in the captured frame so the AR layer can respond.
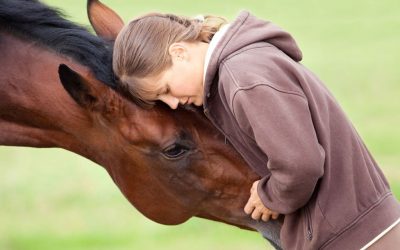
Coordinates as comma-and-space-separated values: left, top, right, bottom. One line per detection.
113, 13, 227, 108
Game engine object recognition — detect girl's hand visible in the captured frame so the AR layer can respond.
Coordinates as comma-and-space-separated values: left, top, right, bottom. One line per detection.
244, 180, 280, 222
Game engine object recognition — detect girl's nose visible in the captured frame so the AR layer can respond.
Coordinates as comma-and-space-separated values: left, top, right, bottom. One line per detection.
159, 95, 179, 109
168, 99, 179, 109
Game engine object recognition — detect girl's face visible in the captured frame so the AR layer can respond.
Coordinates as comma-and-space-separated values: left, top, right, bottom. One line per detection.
142, 42, 209, 109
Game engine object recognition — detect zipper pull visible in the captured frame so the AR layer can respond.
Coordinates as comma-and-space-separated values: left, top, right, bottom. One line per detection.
224, 137, 228, 144
307, 229, 313, 241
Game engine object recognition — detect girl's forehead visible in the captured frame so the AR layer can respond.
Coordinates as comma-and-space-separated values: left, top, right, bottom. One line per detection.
123, 71, 168, 101
143, 74, 166, 90
137, 76, 167, 100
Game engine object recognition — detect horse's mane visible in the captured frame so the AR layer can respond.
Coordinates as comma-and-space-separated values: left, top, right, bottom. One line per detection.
0, 0, 115, 88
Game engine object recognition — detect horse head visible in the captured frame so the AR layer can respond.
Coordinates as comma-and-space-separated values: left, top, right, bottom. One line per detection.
57, 61, 259, 227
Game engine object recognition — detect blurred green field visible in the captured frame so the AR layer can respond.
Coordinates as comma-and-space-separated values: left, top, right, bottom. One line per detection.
1, 0, 399, 249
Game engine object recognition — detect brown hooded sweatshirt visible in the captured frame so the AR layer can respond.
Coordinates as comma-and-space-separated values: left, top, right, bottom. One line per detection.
203, 11, 400, 249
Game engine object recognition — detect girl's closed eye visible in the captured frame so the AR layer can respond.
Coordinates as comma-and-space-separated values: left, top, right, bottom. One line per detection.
164, 86, 170, 95
156, 86, 168, 98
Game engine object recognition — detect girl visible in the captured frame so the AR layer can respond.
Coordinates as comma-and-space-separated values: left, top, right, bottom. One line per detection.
112, 12, 400, 249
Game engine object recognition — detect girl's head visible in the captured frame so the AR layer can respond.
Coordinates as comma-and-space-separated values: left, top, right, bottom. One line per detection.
113, 13, 226, 109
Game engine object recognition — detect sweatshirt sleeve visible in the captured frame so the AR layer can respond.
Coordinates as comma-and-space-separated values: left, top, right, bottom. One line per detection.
232, 84, 325, 214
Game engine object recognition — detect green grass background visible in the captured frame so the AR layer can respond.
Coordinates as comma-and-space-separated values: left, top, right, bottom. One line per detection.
1, 0, 399, 249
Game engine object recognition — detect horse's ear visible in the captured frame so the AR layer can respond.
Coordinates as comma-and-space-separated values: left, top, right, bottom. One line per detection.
58, 64, 106, 110
87, 0, 125, 41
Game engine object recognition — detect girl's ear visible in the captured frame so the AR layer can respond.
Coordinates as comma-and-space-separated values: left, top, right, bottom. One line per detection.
168, 42, 187, 62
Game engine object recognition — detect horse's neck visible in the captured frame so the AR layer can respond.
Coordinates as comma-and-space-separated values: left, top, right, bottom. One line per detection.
0, 33, 89, 149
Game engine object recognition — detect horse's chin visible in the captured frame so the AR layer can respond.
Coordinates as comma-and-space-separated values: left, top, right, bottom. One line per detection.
147, 216, 191, 226
133, 206, 193, 225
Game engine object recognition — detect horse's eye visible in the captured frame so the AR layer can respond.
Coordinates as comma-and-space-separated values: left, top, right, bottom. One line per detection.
162, 144, 189, 159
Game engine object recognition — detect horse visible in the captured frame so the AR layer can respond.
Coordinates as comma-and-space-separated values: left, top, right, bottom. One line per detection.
0, 0, 282, 248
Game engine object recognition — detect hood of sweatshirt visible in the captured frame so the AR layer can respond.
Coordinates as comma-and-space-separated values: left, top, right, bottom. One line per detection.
203, 11, 303, 102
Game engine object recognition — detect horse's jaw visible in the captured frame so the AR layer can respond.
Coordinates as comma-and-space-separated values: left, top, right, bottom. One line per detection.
223, 214, 283, 249
248, 218, 283, 249
196, 207, 282, 249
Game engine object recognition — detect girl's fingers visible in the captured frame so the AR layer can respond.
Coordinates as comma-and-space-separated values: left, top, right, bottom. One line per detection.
271, 212, 279, 220
261, 212, 271, 222
251, 208, 263, 221
244, 198, 255, 214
